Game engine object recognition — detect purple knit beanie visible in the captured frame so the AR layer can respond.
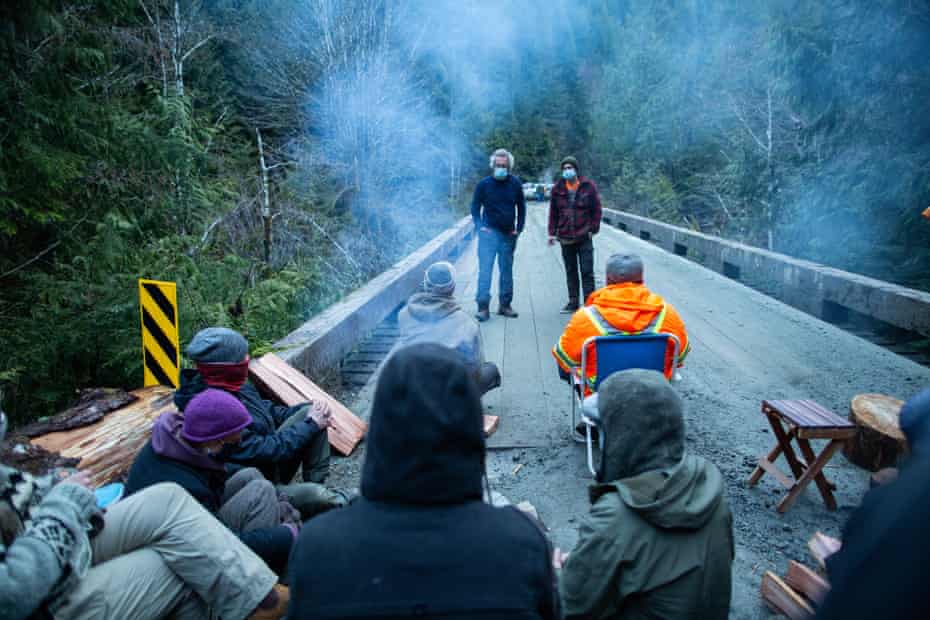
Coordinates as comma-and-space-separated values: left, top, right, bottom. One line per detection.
181, 388, 252, 443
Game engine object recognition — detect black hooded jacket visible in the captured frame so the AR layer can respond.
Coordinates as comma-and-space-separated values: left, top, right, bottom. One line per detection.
286, 344, 559, 620
174, 369, 320, 480
816, 386, 930, 620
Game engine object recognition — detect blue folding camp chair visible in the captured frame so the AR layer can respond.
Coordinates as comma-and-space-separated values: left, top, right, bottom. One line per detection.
570, 333, 680, 476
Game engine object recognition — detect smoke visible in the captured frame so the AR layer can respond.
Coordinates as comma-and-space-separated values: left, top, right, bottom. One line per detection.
585, 1, 930, 283
246, 1, 929, 284
281, 0, 593, 262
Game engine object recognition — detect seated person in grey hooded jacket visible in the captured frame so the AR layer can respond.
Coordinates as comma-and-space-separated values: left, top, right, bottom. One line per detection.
0, 411, 287, 620
392, 261, 501, 395
559, 369, 734, 620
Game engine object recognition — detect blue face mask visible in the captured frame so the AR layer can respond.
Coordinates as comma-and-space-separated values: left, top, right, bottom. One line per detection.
493, 167, 508, 180
562, 168, 577, 181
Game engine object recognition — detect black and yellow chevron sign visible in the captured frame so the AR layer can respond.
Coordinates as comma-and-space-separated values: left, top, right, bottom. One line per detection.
138, 279, 180, 388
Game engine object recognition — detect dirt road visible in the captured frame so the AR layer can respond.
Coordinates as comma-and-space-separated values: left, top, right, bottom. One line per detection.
335, 203, 930, 618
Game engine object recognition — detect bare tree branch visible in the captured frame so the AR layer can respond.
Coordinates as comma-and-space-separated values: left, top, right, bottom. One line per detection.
0, 217, 88, 279
181, 34, 214, 62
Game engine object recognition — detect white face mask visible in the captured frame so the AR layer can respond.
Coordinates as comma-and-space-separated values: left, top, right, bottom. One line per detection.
562, 168, 577, 180
493, 167, 508, 180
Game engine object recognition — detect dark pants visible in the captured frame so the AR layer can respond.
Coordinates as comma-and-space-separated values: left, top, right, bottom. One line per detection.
560, 237, 595, 303
276, 408, 331, 484
476, 228, 517, 308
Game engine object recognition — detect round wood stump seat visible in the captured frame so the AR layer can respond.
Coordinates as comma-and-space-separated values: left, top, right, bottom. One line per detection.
843, 393, 908, 472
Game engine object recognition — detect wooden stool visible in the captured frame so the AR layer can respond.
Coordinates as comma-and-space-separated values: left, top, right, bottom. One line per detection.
748, 399, 856, 513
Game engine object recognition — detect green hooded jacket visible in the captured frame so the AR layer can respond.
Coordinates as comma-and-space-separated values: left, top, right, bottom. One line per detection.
560, 369, 734, 620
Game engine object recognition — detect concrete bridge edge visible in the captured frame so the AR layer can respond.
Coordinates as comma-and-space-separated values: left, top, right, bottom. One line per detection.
601, 208, 930, 338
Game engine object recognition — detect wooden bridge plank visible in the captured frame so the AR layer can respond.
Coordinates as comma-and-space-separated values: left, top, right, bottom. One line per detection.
249, 353, 367, 456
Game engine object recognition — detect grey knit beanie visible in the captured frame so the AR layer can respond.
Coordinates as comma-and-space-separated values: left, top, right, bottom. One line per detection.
423, 261, 456, 296
186, 327, 249, 363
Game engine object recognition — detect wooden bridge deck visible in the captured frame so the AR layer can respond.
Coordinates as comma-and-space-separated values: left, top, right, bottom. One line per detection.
437, 203, 930, 617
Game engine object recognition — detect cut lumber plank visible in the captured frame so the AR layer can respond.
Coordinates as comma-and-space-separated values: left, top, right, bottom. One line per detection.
249, 353, 366, 456
483, 415, 499, 437
843, 393, 907, 471
760, 571, 815, 619
784, 560, 830, 607
808, 531, 842, 572
30, 387, 174, 487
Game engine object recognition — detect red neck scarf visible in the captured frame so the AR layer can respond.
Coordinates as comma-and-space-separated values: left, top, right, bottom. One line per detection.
196, 356, 250, 391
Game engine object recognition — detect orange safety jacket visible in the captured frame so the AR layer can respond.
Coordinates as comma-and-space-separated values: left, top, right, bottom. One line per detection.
552, 283, 690, 391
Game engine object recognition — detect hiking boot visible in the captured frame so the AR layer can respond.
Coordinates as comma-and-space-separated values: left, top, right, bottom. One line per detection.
498, 305, 519, 318
560, 300, 579, 314
475, 307, 490, 322
249, 584, 289, 620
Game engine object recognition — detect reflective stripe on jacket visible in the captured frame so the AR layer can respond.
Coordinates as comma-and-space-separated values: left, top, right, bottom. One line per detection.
552, 283, 690, 388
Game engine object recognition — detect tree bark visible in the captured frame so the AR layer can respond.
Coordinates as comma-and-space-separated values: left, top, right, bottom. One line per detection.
256, 128, 273, 263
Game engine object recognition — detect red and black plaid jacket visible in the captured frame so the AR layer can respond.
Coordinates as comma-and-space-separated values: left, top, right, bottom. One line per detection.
547, 176, 603, 241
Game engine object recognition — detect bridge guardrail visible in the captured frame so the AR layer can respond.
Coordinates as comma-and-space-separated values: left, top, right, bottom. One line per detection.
274, 216, 473, 375
602, 208, 930, 338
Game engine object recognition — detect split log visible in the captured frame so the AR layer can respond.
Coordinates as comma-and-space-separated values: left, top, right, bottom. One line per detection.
15, 388, 137, 438
843, 394, 907, 471
808, 531, 842, 572
760, 571, 814, 619
0, 440, 80, 477
784, 561, 830, 607
483, 415, 499, 437
30, 387, 174, 487
249, 353, 366, 456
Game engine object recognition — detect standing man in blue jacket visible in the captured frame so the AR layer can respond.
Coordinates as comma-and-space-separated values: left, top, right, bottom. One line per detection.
471, 148, 526, 322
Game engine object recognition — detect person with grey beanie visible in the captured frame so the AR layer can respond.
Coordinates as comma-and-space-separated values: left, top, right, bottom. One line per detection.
0, 408, 289, 620
390, 262, 501, 395
174, 327, 347, 521
558, 369, 734, 620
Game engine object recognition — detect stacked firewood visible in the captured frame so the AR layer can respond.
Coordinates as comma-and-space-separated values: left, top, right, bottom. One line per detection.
760, 532, 841, 619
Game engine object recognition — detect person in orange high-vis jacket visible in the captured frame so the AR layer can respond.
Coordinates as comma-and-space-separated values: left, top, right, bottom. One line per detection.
552, 253, 690, 394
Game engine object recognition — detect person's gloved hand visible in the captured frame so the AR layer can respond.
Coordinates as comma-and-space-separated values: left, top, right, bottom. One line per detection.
306, 400, 333, 429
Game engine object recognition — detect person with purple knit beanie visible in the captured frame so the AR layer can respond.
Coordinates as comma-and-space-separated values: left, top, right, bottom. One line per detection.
125, 389, 301, 576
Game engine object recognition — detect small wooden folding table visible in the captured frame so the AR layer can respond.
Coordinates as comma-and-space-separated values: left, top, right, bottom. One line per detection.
748, 399, 856, 513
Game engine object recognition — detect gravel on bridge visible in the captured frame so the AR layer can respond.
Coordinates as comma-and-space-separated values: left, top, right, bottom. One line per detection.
334, 203, 930, 619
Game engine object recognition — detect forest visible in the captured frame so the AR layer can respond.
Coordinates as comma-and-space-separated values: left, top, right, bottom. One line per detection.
2, 0, 929, 421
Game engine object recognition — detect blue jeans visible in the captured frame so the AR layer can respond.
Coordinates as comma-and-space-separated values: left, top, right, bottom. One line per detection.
476, 228, 517, 308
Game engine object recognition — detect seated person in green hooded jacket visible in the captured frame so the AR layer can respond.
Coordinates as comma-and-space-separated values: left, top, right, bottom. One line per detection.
558, 369, 734, 620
